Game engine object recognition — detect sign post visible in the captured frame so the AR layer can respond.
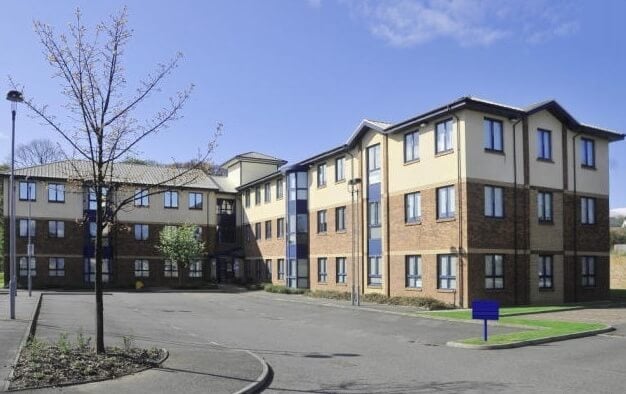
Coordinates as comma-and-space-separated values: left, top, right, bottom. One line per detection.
471, 300, 500, 341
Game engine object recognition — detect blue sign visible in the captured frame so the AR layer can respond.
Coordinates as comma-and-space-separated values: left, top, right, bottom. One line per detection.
472, 300, 500, 342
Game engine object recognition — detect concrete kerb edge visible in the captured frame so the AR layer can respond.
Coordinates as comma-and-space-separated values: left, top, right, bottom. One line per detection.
2, 292, 43, 392
233, 350, 271, 394
446, 325, 615, 350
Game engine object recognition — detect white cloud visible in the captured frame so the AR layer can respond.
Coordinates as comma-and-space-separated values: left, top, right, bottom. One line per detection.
345, 0, 579, 48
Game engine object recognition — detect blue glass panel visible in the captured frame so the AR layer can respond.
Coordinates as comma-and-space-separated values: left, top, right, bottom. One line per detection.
368, 239, 382, 256
368, 183, 381, 202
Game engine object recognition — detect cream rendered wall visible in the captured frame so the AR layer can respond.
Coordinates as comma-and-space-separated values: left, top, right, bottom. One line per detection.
116, 187, 210, 225
527, 110, 564, 189
240, 162, 278, 186
9, 179, 83, 220
241, 175, 286, 225
566, 130, 609, 195
308, 153, 352, 210
227, 163, 242, 188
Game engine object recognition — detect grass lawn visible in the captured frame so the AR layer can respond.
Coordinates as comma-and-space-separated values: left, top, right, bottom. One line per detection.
420, 305, 606, 346
0, 271, 4, 285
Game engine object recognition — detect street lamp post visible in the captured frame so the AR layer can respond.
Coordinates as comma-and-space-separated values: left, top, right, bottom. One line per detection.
348, 177, 361, 306
6, 90, 24, 320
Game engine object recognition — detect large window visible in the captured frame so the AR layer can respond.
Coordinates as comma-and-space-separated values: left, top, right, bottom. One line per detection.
265, 259, 272, 281
276, 178, 284, 199
134, 224, 149, 240
277, 217, 285, 238
19, 181, 36, 201
19, 257, 36, 277
134, 259, 150, 278
336, 257, 347, 283
537, 129, 552, 160
164, 191, 179, 208
278, 259, 285, 280
255, 185, 261, 205
436, 119, 453, 153
48, 220, 65, 238
188, 260, 202, 278
581, 138, 595, 168
437, 186, 455, 219
405, 255, 422, 288
245, 189, 251, 207
265, 220, 272, 239
438, 255, 457, 289
335, 207, 346, 231
335, 157, 345, 182
317, 210, 327, 233
88, 187, 108, 210
582, 256, 595, 287
255, 223, 262, 240
164, 260, 178, 278
318, 258, 327, 283
264, 183, 271, 203
368, 256, 382, 285
485, 255, 504, 289
404, 130, 419, 162
368, 201, 381, 239
538, 255, 553, 289
49, 258, 65, 277
217, 198, 234, 214
581, 197, 595, 224
484, 118, 503, 151
484, 186, 504, 218
85, 258, 110, 283
317, 163, 327, 187
537, 191, 553, 222
367, 144, 381, 184
134, 189, 149, 207
188, 192, 203, 209
48, 184, 65, 202
405, 192, 421, 223
19, 219, 35, 238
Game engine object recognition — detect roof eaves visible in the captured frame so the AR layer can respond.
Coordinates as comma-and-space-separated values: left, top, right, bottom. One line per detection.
236, 170, 282, 191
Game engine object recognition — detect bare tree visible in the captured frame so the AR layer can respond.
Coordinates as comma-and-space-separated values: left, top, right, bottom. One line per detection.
11, 8, 220, 353
14, 138, 64, 167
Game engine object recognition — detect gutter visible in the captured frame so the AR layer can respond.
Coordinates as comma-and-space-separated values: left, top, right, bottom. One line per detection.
450, 108, 463, 308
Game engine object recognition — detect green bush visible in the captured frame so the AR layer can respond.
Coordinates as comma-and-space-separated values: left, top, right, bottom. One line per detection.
306, 290, 351, 300
263, 284, 306, 294
361, 293, 452, 310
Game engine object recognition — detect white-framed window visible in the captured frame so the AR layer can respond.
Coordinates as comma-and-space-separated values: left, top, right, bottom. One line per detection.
277, 218, 285, 238
368, 201, 381, 240
581, 256, 595, 287
438, 255, 457, 289
19, 257, 36, 277
278, 259, 285, 280
265, 220, 272, 239
537, 129, 552, 160
189, 260, 203, 278
19, 181, 36, 201
134, 259, 150, 278
335, 157, 345, 182
538, 255, 553, 289
537, 191, 553, 222
404, 130, 419, 162
484, 118, 503, 151
263, 183, 271, 203
245, 189, 251, 207
164, 191, 179, 208
367, 144, 381, 184
48, 220, 65, 238
336, 257, 347, 283
405, 255, 422, 288
437, 186, 455, 219
317, 163, 327, 187
317, 210, 327, 233
318, 258, 327, 283
134, 189, 149, 207
336, 207, 346, 231
276, 178, 284, 199
188, 192, 203, 209
255, 185, 261, 205
48, 183, 65, 202
164, 260, 178, 278
368, 256, 382, 285
484, 186, 504, 218
265, 259, 272, 281
581, 197, 595, 224
405, 192, 421, 223
485, 255, 504, 289
49, 258, 65, 277
19, 219, 36, 238
134, 224, 149, 241
581, 138, 595, 168
436, 119, 453, 153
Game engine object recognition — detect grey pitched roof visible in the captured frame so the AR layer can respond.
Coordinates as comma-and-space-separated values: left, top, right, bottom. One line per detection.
3, 160, 220, 190
209, 175, 238, 194
220, 151, 287, 168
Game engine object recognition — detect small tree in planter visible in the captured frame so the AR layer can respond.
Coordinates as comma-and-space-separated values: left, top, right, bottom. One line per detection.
157, 224, 205, 287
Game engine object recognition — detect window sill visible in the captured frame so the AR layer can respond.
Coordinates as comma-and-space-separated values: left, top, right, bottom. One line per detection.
317, 184, 327, 189
485, 288, 506, 292
581, 165, 596, 171
189, 207, 203, 210
317, 282, 328, 285
317, 232, 328, 236
405, 287, 423, 291
437, 289, 456, 293
367, 285, 382, 289
49, 201, 66, 204
335, 179, 346, 185
435, 149, 454, 158
403, 158, 420, 166
164, 207, 179, 210
436, 217, 456, 223
336, 282, 348, 286
485, 215, 505, 220
336, 230, 347, 234
538, 220, 554, 225
405, 220, 422, 226
538, 287, 554, 292
580, 223, 596, 226
484, 148, 505, 155
536, 158, 554, 164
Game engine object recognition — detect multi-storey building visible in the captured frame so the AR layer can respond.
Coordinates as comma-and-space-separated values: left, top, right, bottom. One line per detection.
3, 97, 623, 306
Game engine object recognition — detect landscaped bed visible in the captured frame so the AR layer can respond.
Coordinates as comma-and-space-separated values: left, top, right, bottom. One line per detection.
9, 333, 166, 390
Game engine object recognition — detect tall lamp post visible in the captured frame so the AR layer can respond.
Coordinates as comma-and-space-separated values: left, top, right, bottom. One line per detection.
6, 90, 23, 320
348, 177, 361, 306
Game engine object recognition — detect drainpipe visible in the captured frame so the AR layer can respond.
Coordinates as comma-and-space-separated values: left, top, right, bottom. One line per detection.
511, 117, 523, 305
572, 132, 582, 302
384, 134, 391, 298
451, 109, 463, 307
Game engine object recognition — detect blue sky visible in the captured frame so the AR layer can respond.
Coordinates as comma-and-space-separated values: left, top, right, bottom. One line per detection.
1, 0, 625, 207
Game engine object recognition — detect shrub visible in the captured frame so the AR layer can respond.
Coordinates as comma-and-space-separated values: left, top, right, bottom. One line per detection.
306, 290, 351, 300
263, 284, 306, 294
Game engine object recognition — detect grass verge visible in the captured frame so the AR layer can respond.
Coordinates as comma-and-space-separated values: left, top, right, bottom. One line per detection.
0, 271, 4, 286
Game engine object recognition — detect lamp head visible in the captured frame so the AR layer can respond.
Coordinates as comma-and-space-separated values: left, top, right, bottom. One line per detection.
6, 90, 24, 103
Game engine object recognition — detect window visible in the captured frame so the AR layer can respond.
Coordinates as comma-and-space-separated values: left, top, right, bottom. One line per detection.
188, 192, 203, 209
405, 192, 421, 223
278, 259, 285, 280
484, 186, 504, 218
581, 197, 595, 224
255, 185, 261, 205
19, 219, 35, 238
217, 198, 234, 214
368, 256, 382, 285
404, 131, 419, 162
48, 184, 65, 202
48, 220, 65, 238
49, 258, 65, 277
436, 119, 453, 153
538, 255, 553, 289
335, 157, 345, 182
264, 183, 271, 203
406, 255, 422, 288
87, 187, 108, 210
438, 255, 457, 289
164, 191, 179, 208
582, 256, 595, 287
189, 260, 202, 278
317, 163, 327, 187
317, 210, 327, 233
276, 178, 284, 199
336, 207, 346, 231
485, 255, 504, 289
437, 186, 455, 219
537, 129, 552, 160
265, 220, 272, 239
277, 218, 285, 238
245, 224, 252, 242
134, 259, 150, 278
484, 118, 503, 151
368, 201, 381, 239
265, 259, 272, 281
84, 258, 110, 283
581, 138, 595, 168
19, 257, 36, 277
255, 223, 262, 240
245, 189, 251, 207
164, 260, 178, 278
336, 257, 347, 283
367, 144, 381, 184
318, 258, 327, 283
194, 226, 203, 241
537, 191, 553, 222
134, 224, 149, 240
19, 181, 36, 201
134, 189, 149, 207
